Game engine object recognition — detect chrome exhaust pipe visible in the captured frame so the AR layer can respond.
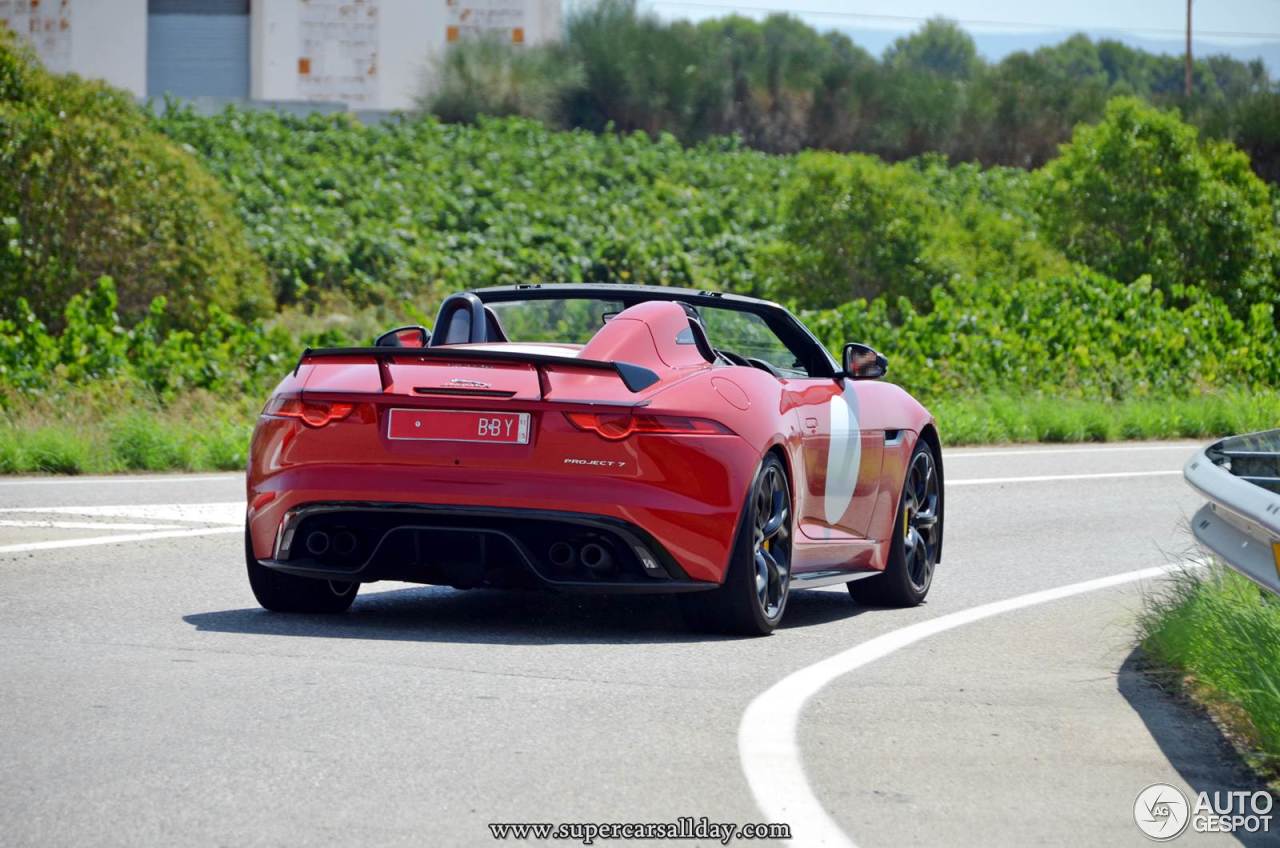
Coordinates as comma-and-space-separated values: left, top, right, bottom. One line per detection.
332, 530, 358, 557
579, 542, 613, 572
304, 530, 331, 556
548, 541, 575, 569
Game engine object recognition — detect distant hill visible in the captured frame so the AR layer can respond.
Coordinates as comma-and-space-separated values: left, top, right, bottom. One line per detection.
840, 27, 1280, 77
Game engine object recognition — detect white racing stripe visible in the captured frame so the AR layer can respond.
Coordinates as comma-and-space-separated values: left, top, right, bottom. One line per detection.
738, 560, 1204, 848
950, 469, 1181, 486
0, 526, 242, 555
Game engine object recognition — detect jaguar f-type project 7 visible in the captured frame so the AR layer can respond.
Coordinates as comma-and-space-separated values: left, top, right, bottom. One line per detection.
245, 285, 943, 634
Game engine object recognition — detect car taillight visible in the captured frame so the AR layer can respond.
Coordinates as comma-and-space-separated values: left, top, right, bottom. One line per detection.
263, 395, 356, 428
564, 411, 731, 441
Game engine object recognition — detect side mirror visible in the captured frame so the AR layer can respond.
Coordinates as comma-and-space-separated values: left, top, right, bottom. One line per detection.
374, 325, 430, 348
839, 342, 888, 380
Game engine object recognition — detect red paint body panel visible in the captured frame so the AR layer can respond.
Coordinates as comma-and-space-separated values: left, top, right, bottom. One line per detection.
246, 298, 939, 589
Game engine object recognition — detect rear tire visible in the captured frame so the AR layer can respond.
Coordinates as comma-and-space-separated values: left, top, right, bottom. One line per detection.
245, 527, 359, 613
681, 454, 792, 636
849, 439, 941, 607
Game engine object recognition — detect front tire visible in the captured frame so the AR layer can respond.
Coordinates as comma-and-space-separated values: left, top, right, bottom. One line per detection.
849, 439, 941, 607
245, 527, 359, 613
681, 454, 792, 636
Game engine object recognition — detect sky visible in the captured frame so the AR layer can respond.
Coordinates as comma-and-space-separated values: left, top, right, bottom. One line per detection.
642, 0, 1280, 43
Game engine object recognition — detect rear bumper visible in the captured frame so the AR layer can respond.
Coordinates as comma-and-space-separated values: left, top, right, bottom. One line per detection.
246, 424, 761, 584
254, 501, 714, 594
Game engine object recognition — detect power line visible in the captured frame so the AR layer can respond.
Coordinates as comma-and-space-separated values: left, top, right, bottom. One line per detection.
645, 1, 1280, 40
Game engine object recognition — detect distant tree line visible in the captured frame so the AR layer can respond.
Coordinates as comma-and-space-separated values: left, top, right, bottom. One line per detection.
422, 0, 1280, 183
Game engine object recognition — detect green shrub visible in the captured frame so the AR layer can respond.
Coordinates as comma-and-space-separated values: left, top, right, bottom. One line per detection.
193, 419, 253, 471
761, 152, 943, 307
0, 29, 271, 329
1039, 97, 1279, 315
108, 413, 195, 472
804, 271, 1278, 400
0, 277, 351, 404
422, 35, 585, 126
20, 426, 92, 474
0, 427, 23, 473
762, 152, 1069, 309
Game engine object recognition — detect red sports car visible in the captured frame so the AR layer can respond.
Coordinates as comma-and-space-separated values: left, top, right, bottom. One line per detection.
245, 285, 943, 635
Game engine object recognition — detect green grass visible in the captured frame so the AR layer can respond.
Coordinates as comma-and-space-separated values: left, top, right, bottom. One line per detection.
0, 389, 1274, 474
935, 391, 1280, 446
1140, 567, 1280, 781
0, 396, 254, 475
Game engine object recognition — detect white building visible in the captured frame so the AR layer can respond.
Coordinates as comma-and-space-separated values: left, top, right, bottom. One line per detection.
0, 0, 563, 111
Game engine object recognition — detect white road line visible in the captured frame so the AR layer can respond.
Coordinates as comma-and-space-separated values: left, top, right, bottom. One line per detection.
0, 503, 244, 525
738, 560, 1203, 848
947, 444, 1197, 458
0, 520, 182, 531
949, 469, 1181, 486
0, 474, 241, 487
0, 526, 241, 555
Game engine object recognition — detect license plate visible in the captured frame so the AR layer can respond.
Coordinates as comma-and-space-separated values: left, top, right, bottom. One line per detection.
388, 409, 530, 444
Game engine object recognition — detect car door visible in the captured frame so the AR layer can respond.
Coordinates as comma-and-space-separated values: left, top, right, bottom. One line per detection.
783, 376, 884, 541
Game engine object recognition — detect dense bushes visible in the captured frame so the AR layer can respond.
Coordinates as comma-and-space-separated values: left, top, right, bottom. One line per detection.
0, 277, 341, 402
424, 3, 1280, 183
422, 35, 585, 127
804, 273, 1277, 400
0, 29, 270, 329
1040, 97, 1279, 314
154, 108, 787, 307
763, 99, 1279, 322
762, 154, 1065, 309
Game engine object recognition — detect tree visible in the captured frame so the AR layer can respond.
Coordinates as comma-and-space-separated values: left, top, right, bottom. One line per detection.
1039, 97, 1278, 315
874, 20, 979, 158
419, 35, 584, 128
0, 29, 270, 328
885, 18, 979, 79
764, 153, 943, 308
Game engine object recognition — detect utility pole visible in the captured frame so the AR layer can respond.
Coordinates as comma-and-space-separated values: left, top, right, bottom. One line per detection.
1185, 0, 1193, 97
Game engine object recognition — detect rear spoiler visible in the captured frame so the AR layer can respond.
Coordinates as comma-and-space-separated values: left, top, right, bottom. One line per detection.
294, 347, 661, 393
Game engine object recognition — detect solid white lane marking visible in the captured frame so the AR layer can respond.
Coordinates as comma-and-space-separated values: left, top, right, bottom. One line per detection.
0, 520, 182, 531
0, 526, 242, 555
0, 502, 244, 525
0, 474, 241, 486
947, 444, 1197, 459
738, 560, 1203, 848
949, 469, 1180, 486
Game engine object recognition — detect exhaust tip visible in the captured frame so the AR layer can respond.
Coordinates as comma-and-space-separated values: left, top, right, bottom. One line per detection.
548, 541, 575, 569
304, 530, 331, 557
332, 530, 358, 557
580, 542, 613, 572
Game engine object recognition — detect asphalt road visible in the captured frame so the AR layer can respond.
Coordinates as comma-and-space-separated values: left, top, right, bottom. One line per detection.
0, 442, 1270, 847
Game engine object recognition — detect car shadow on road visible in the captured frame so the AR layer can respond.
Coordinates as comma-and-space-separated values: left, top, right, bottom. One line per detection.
1118, 647, 1275, 845
183, 585, 870, 646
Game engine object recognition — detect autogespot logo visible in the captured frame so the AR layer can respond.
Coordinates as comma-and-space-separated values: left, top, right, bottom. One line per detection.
1134, 784, 1275, 840
1134, 784, 1191, 841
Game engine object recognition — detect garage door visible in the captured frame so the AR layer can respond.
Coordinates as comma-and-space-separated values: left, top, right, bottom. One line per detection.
147, 0, 250, 99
